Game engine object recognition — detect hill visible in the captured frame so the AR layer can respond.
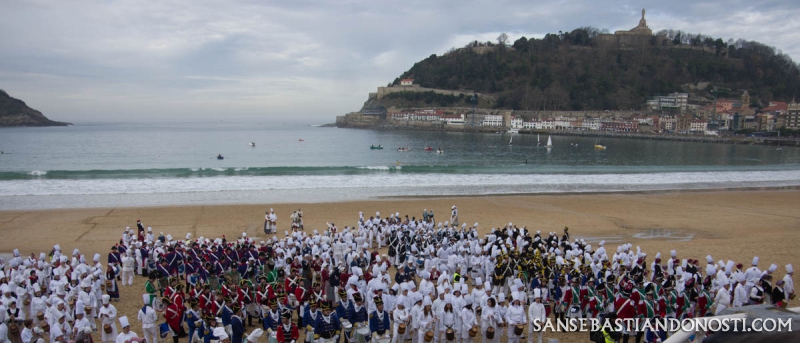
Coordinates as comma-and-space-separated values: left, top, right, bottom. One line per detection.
0, 90, 70, 127
385, 28, 800, 111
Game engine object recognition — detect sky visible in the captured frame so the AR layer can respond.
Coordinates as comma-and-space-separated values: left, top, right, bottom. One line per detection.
1, 0, 799, 123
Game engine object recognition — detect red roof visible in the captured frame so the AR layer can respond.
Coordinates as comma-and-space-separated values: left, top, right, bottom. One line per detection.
400, 78, 414, 82
762, 102, 787, 112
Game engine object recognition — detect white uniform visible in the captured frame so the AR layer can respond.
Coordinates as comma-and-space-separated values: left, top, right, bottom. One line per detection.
138, 305, 159, 343
458, 308, 477, 343
733, 283, 748, 308
121, 256, 136, 286
527, 302, 546, 343
714, 288, 731, 315
99, 305, 119, 343
391, 308, 409, 343
116, 330, 139, 343
505, 305, 526, 343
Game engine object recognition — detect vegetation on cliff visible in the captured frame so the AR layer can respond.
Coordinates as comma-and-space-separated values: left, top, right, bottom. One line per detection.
390, 28, 800, 111
0, 90, 70, 127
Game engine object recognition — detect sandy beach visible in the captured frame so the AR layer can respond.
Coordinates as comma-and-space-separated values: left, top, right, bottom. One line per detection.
2, 189, 800, 343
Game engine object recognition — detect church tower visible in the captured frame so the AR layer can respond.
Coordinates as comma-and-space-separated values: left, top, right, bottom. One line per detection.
741, 90, 750, 110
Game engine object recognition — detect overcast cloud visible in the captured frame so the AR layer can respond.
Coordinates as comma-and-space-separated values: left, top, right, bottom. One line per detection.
1, 0, 798, 123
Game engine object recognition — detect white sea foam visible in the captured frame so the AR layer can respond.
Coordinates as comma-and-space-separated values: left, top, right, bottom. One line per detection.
28, 170, 47, 176
357, 166, 391, 170
2, 170, 800, 198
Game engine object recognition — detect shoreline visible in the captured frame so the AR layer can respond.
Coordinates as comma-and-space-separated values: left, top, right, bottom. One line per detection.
376, 184, 800, 199
338, 123, 800, 147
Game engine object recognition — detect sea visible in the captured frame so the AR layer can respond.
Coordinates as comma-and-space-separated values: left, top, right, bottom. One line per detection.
1, 121, 800, 210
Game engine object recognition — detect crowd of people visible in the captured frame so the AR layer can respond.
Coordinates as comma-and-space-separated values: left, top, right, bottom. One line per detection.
0, 205, 796, 343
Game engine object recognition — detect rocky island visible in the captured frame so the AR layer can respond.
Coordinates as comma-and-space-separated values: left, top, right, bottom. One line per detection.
0, 90, 70, 127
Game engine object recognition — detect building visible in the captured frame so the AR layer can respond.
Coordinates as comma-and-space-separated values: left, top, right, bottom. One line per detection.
647, 93, 689, 112
481, 114, 504, 127
442, 114, 466, 126
660, 116, 676, 131
400, 78, 414, 86
689, 119, 708, 133
510, 116, 524, 129
788, 101, 800, 128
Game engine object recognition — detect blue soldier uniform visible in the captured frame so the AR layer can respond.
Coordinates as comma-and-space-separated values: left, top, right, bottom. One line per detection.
314, 301, 342, 341
369, 296, 390, 338
348, 293, 369, 343
264, 305, 282, 331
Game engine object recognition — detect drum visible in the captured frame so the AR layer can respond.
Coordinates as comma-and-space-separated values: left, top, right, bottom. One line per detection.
42, 323, 50, 333
544, 303, 551, 317
475, 306, 482, 316
567, 305, 582, 319
355, 327, 371, 343
468, 326, 478, 337
445, 328, 455, 341
268, 332, 278, 343
790, 293, 797, 300
23, 298, 31, 306
485, 327, 494, 339
152, 297, 165, 311
178, 264, 186, 275
341, 320, 352, 330
514, 324, 524, 336
397, 323, 406, 335
246, 303, 260, 318
36, 312, 45, 321
424, 331, 434, 342
104, 323, 113, 334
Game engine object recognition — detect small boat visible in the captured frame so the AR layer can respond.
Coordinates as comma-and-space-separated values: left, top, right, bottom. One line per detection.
299, 139, 304, 142
216, 154, 224, 160
424, 146, 433, 151
436, 149, 443, 154
537, 133, 540, 146
250, 142, 256, 147
370, 145, 383, 150
397, 147, 410, 152
546, 136, 553, 148
594, 137, 606, 150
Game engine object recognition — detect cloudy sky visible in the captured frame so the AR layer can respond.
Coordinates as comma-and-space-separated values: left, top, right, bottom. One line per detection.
1, 0, 798, 123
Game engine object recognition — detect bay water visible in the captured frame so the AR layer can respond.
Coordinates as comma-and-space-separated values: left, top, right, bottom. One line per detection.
1, 121, 799, 210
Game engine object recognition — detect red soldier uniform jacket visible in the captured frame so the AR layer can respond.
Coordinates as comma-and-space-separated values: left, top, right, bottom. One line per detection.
276, 323, 299, 343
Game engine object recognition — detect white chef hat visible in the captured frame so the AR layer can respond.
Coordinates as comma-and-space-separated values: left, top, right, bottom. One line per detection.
787, 264, 794, 274
119, 316, 130, 328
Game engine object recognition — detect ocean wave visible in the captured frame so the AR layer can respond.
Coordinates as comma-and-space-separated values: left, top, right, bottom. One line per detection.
2, 170, 800, 197
3, 164, 798, 181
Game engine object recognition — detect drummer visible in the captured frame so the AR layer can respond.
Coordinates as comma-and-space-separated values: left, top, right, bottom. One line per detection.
263, 298, 282, 333
313, 301, 342, 343
369, 296, 390, 342
303, 300, 321, 343
505, 293, 526, 343
348, 293, 370, 342
391, 296, 409, 343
